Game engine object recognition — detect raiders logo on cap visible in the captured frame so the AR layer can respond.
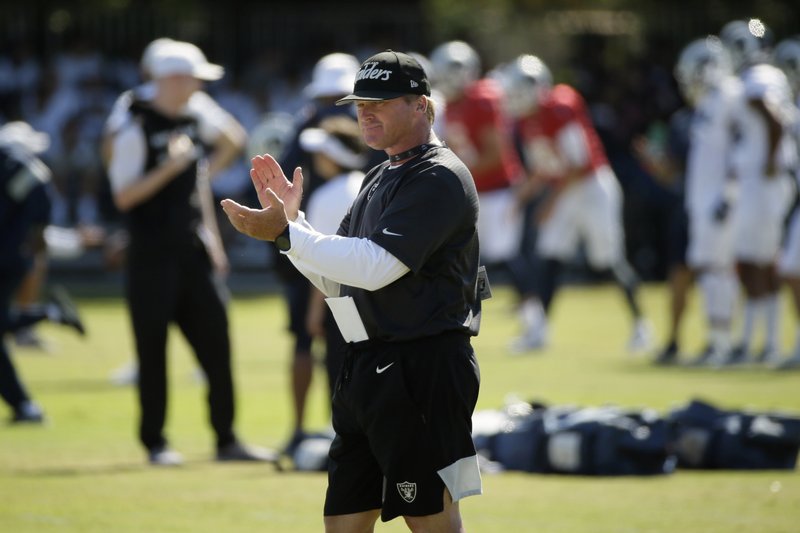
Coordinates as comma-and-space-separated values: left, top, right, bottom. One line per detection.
336, 50, 431, 105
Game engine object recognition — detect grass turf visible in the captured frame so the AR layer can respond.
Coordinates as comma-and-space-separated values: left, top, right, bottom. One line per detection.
1, 283, 798, 532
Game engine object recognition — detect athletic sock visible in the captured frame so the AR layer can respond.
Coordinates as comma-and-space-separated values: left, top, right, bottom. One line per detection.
610, 260, 642, 319
763, 293, 781, 352
709, 327, 732, 356
699, 270, 738, 351
739, 297, 765, 353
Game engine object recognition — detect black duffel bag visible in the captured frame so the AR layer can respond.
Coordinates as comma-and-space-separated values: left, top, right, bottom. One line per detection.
667, 398, 800, 470
476, 402, 674, 475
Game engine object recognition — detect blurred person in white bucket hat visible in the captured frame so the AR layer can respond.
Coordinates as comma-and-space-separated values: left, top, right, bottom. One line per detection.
104, 39, 272, 466
102, 38, 247, 389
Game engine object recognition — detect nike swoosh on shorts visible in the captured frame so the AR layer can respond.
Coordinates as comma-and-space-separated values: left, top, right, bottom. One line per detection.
376, 362, 395, 374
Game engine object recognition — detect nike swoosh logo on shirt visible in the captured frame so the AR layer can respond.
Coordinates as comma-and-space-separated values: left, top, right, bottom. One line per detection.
376, 362, 395, 374
382, 228, 403, 237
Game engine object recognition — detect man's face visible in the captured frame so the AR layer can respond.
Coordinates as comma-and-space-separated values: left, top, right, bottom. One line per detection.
158, 74, 202, 104
355, 97, 416, 152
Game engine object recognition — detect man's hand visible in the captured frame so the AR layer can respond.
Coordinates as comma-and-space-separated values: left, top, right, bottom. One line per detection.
220, 187, 289, 242
250, 154, 304, 221
166, 133, 199, 174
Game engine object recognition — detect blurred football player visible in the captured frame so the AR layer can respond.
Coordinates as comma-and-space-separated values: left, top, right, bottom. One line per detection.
671, 36, 742, 366
773, 36, 800, 369
1, 122, 86, 424
499, 54, 652, 353
429, 41, 542, 351
720, 19, 797, 365
632, 104, 693, 365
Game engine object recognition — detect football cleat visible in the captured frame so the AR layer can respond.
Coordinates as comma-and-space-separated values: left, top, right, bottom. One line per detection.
48, 285, 86, 336
627, 319, 654, 353
714, 344, 750, 367
653, 341, 679, 366
773, 352, 800, 371
11, 401, 45, 424
508, 322, 548, 354
148, 446, 184, 466
685, 344, 716, 367
754, 346, 782, 366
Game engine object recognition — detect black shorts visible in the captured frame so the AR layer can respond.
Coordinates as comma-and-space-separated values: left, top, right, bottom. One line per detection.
282, 274, 312, 353
324, 331, 481, 522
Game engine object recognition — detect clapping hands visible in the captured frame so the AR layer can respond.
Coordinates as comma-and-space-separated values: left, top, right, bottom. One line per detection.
220, 154, 305, 242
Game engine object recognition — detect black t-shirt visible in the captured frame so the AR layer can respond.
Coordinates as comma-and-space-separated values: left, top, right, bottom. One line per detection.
338, 145, 481, 342
125, 99, 205, 251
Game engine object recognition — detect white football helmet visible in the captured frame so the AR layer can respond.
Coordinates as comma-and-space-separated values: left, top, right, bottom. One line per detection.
719, 18, 773, 71
674, 36, 733, 105
429, 40, 481, 101
498, 54, 553, 118
774, 37, 800, 93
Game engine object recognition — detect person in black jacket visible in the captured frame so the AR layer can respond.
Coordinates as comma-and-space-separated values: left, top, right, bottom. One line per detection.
223, 50, 483, 532
106, 40, 275, 466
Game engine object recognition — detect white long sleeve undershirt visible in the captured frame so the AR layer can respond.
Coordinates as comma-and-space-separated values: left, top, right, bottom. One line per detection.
283, 212, 410, 297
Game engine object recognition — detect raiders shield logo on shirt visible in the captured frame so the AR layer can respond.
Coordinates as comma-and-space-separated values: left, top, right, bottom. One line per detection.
397, 481, 417, 503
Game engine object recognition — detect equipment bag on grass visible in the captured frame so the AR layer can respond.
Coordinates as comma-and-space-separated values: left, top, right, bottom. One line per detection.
474, 401, 675, 475
667, 399, 800, 470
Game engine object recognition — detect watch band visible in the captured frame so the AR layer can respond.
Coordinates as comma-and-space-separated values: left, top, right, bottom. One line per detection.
274, 223, 291, 252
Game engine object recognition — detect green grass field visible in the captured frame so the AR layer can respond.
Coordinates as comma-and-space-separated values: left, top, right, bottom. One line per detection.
1, 283, 798, 532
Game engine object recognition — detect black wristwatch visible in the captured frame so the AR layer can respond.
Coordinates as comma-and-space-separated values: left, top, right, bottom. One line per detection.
274, 223, 291, 252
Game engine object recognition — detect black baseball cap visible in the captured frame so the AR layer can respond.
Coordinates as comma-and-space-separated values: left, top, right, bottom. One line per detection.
335, 50, 431, 105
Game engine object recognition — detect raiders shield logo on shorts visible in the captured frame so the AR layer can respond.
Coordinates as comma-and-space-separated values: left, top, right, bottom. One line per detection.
397, 481, 417, 503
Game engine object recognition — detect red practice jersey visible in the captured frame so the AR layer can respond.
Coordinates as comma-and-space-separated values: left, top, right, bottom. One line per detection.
516, 84, 608, 182
444, 78, 523, 192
